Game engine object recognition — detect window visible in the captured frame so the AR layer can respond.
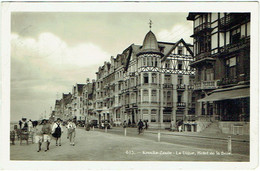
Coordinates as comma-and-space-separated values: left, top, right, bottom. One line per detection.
178, 77, 183, 84
165, 60, 170, 68
226, 57, 237, 79
178, 47, 183, 55
144, 73, 149, 84
231, 28, 241, 44
152, 73, 157, 83
143, 109, 148, 114
178, 93, 182, 103
152, 90, 157, 101
151, 109, 157, 122
178, 62, 182, 70
143, 90, 149, 102
167, 91, 171, 101
143, 58, 146, 66
151, 58, 154, 66
165, 75, 171, 83
155, 59, 158, 67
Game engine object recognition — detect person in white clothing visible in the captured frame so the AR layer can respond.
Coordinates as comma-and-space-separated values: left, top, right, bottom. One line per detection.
52, 118, 63, 146
67, 118, 76, 146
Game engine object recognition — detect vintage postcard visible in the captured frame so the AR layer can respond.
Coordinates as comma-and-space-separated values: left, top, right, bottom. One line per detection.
0, 1, 259, 170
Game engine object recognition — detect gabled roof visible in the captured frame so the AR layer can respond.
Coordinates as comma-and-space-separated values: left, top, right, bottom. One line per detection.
161, 38, 194, 62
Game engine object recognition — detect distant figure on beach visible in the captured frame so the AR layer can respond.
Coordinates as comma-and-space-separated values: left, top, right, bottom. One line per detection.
52, 118, 63, 146
41, 119, 51, 152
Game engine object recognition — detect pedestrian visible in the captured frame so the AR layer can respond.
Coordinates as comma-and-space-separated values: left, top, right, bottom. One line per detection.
137, 119, 144, 134
19, 120, 22, 129
144, 120, 148, 130
52, 118, 63, 146
34, 121, 43, 152
41, 119, 51, 152
67, 118, 76, 146
123, 120, 127, 128
21, 118, 28, 131
170, 120, 175, 131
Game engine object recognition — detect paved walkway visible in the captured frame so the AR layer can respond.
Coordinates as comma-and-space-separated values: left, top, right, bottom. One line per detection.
10, 128, 249, 161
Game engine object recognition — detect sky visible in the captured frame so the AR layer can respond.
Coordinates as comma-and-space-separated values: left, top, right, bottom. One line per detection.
11, 12, 193, 122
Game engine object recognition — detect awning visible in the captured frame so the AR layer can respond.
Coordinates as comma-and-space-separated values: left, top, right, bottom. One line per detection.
198, 87, 249, 102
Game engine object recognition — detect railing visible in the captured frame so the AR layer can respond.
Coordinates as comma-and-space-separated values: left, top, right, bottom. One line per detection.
195, 51, 211, 61
163, 83, 173, 88
194, 22, 211, 35
219, 77, 238, 86
129, 72, 135, 77
188, 85, 194, 89
193, 80, 219, 90
219, 37, 250, 55
177, 102, 186, 108
219, 13, 250, 30
177, 84, 186, 90
166, 102, 172, 107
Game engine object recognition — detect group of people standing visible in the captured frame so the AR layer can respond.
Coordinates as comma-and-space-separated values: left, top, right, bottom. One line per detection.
123, 119, 148, 135
33, 118, 77, 152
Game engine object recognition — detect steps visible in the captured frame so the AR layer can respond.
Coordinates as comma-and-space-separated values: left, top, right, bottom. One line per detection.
202, 122, 222, 134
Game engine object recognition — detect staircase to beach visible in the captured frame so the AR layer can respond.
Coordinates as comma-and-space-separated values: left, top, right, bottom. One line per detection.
201, 121, 222, 134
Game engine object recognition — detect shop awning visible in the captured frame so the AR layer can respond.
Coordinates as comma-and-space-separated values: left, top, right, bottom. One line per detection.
198, 87, 249, 102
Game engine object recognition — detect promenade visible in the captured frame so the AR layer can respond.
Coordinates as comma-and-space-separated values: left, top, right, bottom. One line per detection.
10, 127, 249, 161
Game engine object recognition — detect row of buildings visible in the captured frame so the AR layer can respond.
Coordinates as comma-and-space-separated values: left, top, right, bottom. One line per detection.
51, 12, 250, 134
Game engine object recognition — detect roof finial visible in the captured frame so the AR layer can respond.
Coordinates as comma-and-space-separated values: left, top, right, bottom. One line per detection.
149, 19, 153, 30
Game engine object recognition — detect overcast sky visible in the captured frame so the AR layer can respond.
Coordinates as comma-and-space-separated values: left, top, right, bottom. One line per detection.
11, 12, 193, 122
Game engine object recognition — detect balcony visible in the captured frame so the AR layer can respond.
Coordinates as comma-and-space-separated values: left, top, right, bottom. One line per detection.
177, 84, 186, 90
177, 102, 186, 108
219, 13, 250, 31
129, 72, 135, 77
193, 80, 219, 90
163, 83, 173, 89
192, 22, 212, 37
219, 77, 238, 86
190, 52, 215, 67
219, 37, 250, 56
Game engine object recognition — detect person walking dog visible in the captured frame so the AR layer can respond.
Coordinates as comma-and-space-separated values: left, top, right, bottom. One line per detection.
52, 118, 63, 146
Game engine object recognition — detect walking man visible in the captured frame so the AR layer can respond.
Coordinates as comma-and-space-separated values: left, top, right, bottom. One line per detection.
67, 118, 76, 146
137, 119, 144, 134
52, 118, 63, 146
41, 119, 51, 152
144, 120, 148, 130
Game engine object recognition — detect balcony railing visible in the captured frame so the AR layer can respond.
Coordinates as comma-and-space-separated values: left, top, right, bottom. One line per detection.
219, 37, 250, 55
194, 22, 212, 36
177, 84, 186, 90
177, 102, 186, 108
163, 83, 173, 88
193, 80, 219, 90
219, 77, 238, 86
195, 51, 211, 61
219, 13, 250, 30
